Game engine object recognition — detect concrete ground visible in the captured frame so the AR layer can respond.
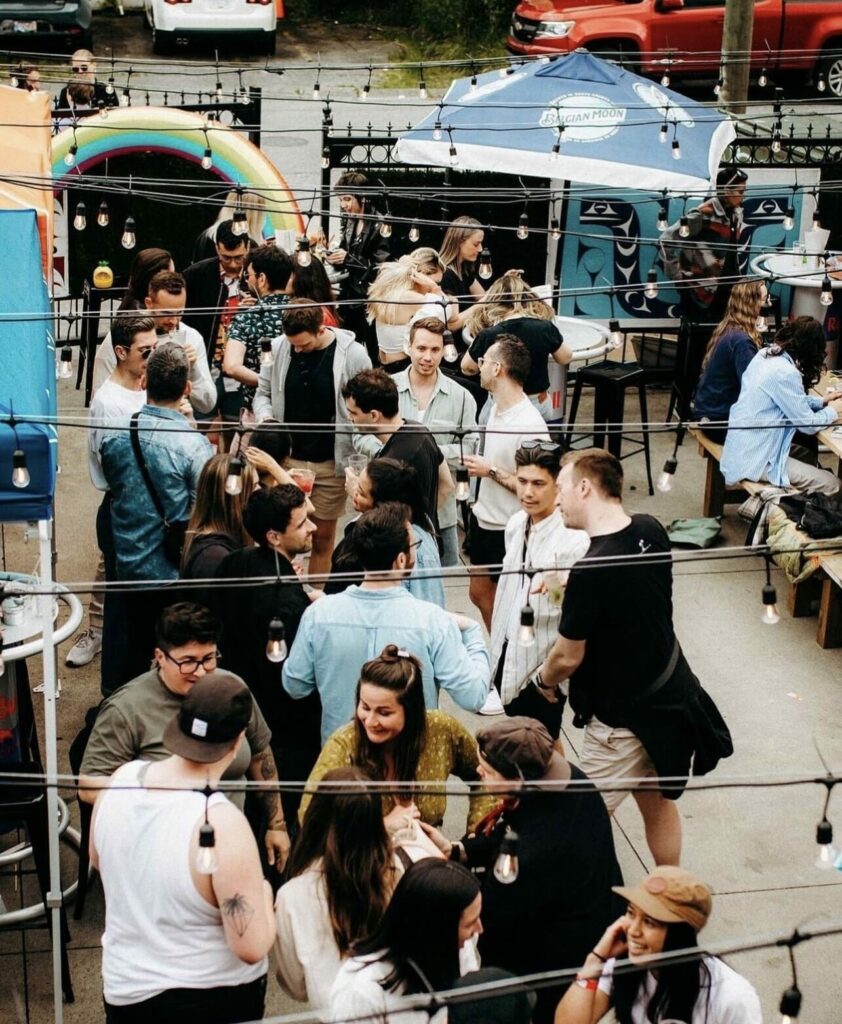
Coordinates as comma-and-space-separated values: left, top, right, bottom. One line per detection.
2, 368, 842, 1024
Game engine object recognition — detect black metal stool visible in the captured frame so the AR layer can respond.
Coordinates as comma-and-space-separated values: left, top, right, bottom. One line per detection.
563, 361, 654, 495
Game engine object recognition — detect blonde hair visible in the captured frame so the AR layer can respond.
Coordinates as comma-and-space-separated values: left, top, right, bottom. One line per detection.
702, 280, 765, 370
366, 248, 445, 325
438, 216, 483, 273
464, 270, 553, 336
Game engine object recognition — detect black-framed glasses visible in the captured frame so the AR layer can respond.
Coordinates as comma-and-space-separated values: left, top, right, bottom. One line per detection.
520, 440, 561, 453
407, 537, 423, 551
162, 650, 221, 675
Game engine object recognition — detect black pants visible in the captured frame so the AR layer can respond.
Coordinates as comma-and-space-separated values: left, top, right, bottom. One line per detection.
105, 975, 266, 1024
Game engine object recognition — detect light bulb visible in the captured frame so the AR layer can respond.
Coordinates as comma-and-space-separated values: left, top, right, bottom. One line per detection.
657, 456, 678, 493
73, 202, 86, 231
815, 819, 837, 869
408, 221, 420, 243
812, 211, 821, 230
761, 582, 780, 624
820, 276, 833, 306
660, 72, 670, 87
758, 68, 768, 88
320, 147, 330, 169
361, 83, 370, 101
201, 148, 213, 170
106, 76, 115, 95
517, 213, 529, 240
550, 219, 561, 242
11, 74, 19, 88
756, 314, 768, 333
59, 346, 73, 379
297, 238, 312, 267
493, 831, 519, 884
608, 318, 622, 350
121, 216, 137, 250
783, 206, 795, 231
478, 249, 493, 280
772, 132, 782, 154
550, 139, 560, 162
120, 89, 130, 107
644, 269, 659, 299
443, 341, 459, 363
659, 122, 668, 144
654, 206, 668, 233
260, 337, 274, 366
671, 139, 681, 160
433, 120, 443, 141
779, 985, 802, 1023
12, 449, 30, 488
518, 606, 536, 648
266, 617, 288, 663
232, 210, 248, 236
215, 81, 223, 101
196, 822, 218, 874
455, 465, 470, 502
678, 216, 690, 239
449, 144, 458, 167
224, 457, 244, 495
714, 78, 723, 96
818, 73, 826, 93
97, 201, 110, 227
470, 74, 477, 92
312, 81, 320, 100
419, 80, 427, 99
64, 145, 78, 168
379, 219, 392, 239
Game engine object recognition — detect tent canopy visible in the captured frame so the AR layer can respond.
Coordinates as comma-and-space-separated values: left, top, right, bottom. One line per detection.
394, 51, 735, 193
0, 209, 56, 522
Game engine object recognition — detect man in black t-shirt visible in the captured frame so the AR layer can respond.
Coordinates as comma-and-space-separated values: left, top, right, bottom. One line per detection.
343, 368, 450, 535
535, 448, 732, 867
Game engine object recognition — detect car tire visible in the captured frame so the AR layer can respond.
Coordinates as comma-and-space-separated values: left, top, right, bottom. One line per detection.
818, 49, 842, 97
152, 27, 174, 55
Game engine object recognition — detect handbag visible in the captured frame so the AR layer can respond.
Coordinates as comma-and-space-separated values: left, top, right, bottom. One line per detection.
129, 412, 189, 568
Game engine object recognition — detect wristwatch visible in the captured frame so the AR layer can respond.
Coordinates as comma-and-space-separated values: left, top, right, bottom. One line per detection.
488, 466, 500, 482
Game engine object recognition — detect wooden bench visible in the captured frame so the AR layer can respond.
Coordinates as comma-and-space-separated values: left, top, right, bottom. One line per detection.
688, 428, 766, 517
816, 552, 842, 648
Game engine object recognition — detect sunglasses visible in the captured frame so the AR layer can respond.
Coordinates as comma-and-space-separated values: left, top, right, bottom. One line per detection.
520, 440, 561, 453
72, 64, 89, 73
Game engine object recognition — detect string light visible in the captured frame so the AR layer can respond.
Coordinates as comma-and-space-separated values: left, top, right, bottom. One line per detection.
812, 205, 821, 231
418, 64, 427, 99
761, 557, 780, 625
361, 65, 372, 101
121, 215, 137, 250
820, 274, 833, 306
783, 203, 795, 231
470, 69, 478, 92
195, 787, 218, 874
58, 346, 74, 380
260, 337, 274, 367
97, 201, 110, 228
659, 121, 669, 144
478, 248, 493, 280
266, 616, 288, 663
657, 434, 680, 493
517, 211, 529, 240
448, 139, 458, 167
660, 67, 670, 88
296, 236, 312, 267
73, 202, 86, 231
815, 782, 837, 869
312, 64, 321, 100
455, 465, 470, 502
12, 449, 30, 489
64, 142, 78, 168
758, 67, 768, 88
379, 216, 392, 239
714, 76, 723, 97
320, 147, 330, 170
657, 203, 669, 231
779, 943, 802, 1024
10, 72, 19, 88
493, 829, 519, 884
442, 329, 458, 364
817, 71, 826, 93
608, 318, 623, 350
644, 268, 659, 299
433, 119, 443, 141
549, 218, 561, 242
672, 137, 682, 161
678, 215, 690, 239
201, 147, 213, 171
224, 456, 244, 495
772, 129, 782, 154
408, 220, 420, 243
518, 604, 536, 648
120, 67, 132, 108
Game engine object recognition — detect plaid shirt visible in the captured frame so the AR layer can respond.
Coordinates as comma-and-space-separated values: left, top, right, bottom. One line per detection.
227, 293, 290, 409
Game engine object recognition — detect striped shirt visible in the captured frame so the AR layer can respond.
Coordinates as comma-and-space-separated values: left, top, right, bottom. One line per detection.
721, 349, 835, 487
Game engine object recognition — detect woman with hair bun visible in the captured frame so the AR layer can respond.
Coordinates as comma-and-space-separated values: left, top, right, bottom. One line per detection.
301, 645, 496, 833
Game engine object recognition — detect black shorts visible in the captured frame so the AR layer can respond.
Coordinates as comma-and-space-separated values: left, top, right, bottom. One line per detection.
466, 513, 506, 582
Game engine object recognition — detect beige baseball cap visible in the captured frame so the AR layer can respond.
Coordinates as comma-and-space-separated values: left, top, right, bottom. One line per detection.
613, 866, 712, 932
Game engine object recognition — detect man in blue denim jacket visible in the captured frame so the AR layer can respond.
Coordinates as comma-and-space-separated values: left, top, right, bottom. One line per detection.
100, 343, 213, 689
283, 501, 490, 744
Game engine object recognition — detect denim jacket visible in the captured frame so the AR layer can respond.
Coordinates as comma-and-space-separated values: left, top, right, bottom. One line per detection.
100, 405, 213, 581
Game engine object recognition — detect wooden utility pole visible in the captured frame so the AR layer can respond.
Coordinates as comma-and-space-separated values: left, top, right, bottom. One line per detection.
720, 0, 755, 114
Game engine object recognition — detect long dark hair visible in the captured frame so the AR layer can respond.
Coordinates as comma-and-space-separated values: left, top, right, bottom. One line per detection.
612, 921, 710, 1024
354, 644, 428, 787
119, 247, 173, 310
353, 858, 480, 994
292, 256, 338, 322
285, 767, 395, 955
767, 315, 826, 389
365, 457, 436, 537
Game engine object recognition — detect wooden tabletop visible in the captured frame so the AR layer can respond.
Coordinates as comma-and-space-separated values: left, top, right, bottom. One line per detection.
813, 371, 842, 465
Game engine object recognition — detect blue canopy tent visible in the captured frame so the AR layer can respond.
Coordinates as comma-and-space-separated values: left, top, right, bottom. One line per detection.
394, 50, 735, 193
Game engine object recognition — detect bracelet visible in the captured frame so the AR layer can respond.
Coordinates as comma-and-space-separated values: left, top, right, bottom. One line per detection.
590, 950, 607, 962
534, 670, 557, 692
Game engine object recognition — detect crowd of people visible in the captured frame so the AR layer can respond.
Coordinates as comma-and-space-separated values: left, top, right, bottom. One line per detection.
62, 160, 842, 1024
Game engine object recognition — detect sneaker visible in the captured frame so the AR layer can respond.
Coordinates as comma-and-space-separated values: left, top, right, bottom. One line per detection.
479, 688, 505, 716
65, 628, 102, 668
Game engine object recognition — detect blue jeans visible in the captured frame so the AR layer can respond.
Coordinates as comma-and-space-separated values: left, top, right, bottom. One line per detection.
439, 524, 460, 567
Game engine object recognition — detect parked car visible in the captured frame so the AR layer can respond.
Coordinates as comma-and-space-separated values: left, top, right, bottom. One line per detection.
144, 0, 281, 55
0, 0, 92, 52
507, 0, 842, 97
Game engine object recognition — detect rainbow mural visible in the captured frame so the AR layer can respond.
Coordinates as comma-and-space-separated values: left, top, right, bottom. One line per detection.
51, 106, 304, 237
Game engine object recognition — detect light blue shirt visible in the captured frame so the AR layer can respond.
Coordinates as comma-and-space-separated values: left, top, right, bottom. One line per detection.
721, 349, 835, 487
409, 524, 446, 609
282, 585, 490, 743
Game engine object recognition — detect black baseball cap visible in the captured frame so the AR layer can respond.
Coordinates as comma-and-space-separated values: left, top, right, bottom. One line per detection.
163, 672, 252, 763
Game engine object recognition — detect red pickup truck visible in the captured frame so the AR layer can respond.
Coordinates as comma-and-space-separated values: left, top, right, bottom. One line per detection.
507, 0, 842, 96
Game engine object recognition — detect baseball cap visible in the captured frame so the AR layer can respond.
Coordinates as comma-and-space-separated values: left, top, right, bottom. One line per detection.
613, 866, 712, 932
163, 672, 252, 764
476, 716, 570, 782
449, 968, 535, 1024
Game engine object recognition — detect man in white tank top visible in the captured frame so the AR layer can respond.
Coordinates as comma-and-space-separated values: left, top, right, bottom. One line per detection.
91, 675, 276, 1023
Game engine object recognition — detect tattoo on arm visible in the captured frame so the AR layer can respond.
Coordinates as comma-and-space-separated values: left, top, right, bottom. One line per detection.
252, 748, 282, 822
221, 892, 255, 937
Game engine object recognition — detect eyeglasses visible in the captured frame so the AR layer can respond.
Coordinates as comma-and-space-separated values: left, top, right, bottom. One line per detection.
477, 357, 501, 369
408, 537, 423, 550
162, 650, 221, 675
72, 64, 89, 73
138, 346, 155, 360
520, 440, 561, 453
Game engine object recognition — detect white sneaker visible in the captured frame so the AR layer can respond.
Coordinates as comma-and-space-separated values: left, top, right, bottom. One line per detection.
479, 688, 505, 716
65, 628, 102, 667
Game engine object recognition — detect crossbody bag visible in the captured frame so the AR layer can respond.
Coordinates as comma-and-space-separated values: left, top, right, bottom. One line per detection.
129, 412, 189, 568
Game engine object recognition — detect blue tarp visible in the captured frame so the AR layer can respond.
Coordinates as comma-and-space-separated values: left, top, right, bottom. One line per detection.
0, 209, 56, 522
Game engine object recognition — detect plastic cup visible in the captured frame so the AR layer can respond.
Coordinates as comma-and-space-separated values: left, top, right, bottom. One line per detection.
542, 570, 565, 609
347, 454, 368, 477
289, 466, 316, 495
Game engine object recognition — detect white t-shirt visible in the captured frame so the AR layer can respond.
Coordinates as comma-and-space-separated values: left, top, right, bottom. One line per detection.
473, 396, 550, 531
598, 955, 763, 1024
88, 378, 147, 490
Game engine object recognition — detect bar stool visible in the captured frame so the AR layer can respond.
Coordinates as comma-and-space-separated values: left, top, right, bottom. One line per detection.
563, 361, 654, 495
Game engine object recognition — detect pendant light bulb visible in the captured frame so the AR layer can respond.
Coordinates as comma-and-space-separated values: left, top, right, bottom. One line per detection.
608, 318, 623, 350
493, 830, 520, 884
812, 210, 821, 231
296, 237, 312, 267
106, 75, 115, 95
97, 201, 110, 227
657, 455, 678, 493
714, 77, 723, 96
224, 457, 244, 495
779, 984, 802, 1024
657, 205, 669, 231
678, 216, 690, 239
815, 818, 837, 869
73, 201, 87, 231
121, 216, 137, 250
644, 269, 659, 299
232, 209, 249, 236
550, 218, 561, 242
201, 148, 213, 170
449, 143, 458, 167
517, 212, 529, 240
442, 330, 458, 364
433, 120, 443, 141
419, 79, 427, 99
820, 276, 833, 306
266, 617, 288, 663
772, 131, 782, 154
59, 346, 74, 379
817, 72, 826, 93
518, 605, 536, 648
320, 147, 330, 169
361, 82, 370, 101
259, 337, 274, 366
120, 88, 130, 107
64, 144, 78, 168
12, 449, 30, 489
408, 221, 420, 244
455, 465, 470, 502
379, 218, 392, 239
660, 72, 670, 87
478, 248, 493, 281
671, 138, 681, 160
659, 122, 668, 144
761, 582, 780, 624
758, 67, 768, 88
783, 206, 795, 231
196, 822, 219, 875
312, 80, 320, 100
470, 74, 477, 92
